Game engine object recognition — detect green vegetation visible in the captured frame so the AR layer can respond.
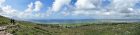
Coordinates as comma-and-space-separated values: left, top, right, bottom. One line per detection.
0, 16, 140, 35
0, 16, 10, 26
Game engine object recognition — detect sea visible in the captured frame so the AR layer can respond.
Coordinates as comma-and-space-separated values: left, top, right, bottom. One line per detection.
29, 19, 140, 24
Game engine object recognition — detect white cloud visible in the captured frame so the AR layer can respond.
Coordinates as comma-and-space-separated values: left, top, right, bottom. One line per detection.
52, 0, 71, 12
128, 8, 134, 11
34, 1, 43, 12
21, 1, 43, 19
0, 0, 5, 4
0, 5, 20, 18
0, 0, 6, 8
25, 2, 33, 12
0, 1, 43, 19
108, 0, 140, 17
1, 5, 16, 14
70, 0, 140, 19
75, 0, 99, 9
72, 0, 102, 16
25, 1, 43, 12
110, 0, 139, 10
0, 0, 44, 19
1, 0, 140, 19
21, 2, 35, 19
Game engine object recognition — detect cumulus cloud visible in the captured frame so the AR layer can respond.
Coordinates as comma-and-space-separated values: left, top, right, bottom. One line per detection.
69, 0, 140, 19
75, 0, 100, 9
0, 0, 5, 4
1, 6, 16, 13
34, 1, 43, 12
52, 0, 71, 12
0, 0, 5, 8
0, 5, 20, 18
108, 0, 140, 17
25, 1, 43, 12
21, 1, 43, 19
0, 0, 43, 19
25, 2, 33, 12
1, 0, 140, 19
110, 0, 138, 9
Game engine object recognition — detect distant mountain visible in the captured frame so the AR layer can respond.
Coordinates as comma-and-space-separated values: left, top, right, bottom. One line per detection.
29, 19, 140, 24
29, 19, 96, 24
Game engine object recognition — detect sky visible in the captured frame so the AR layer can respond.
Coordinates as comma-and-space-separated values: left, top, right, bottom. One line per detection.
0, 0, 140, 20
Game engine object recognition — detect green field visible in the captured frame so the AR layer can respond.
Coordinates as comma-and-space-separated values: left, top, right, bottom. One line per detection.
0, 16, 140, 35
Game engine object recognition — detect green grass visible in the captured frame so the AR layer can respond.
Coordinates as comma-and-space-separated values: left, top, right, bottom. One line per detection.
10, 22, 139, 35
0, 16, 140, 35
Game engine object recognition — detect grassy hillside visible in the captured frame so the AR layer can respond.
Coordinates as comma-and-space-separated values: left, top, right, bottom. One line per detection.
0, 16, 10, 26
8, 22, 140, 35
0, 16, 10, 21
0, 16, 140, 35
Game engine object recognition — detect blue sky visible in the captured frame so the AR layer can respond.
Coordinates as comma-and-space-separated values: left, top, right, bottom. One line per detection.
0, 0, 140, 20
5, 0, 53, 12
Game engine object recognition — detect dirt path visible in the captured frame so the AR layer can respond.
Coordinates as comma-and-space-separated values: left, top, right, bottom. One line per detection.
0, 26, 13, 35
0, 31, 12, 35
